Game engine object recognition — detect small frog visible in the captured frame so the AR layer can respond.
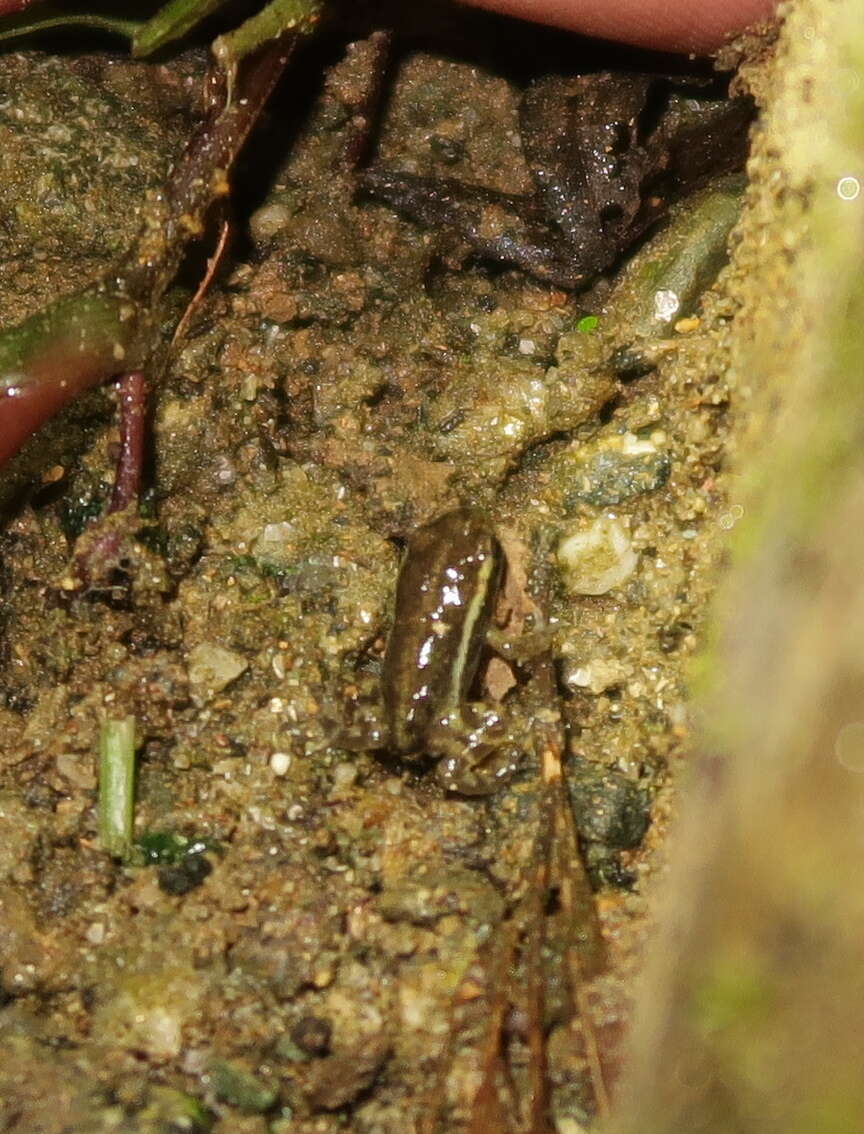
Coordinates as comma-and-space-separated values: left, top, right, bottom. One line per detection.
360, 71, 752, 289
347, 507, 522, 795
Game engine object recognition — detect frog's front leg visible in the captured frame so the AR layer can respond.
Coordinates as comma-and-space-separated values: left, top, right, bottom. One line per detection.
429, 704, 523, 796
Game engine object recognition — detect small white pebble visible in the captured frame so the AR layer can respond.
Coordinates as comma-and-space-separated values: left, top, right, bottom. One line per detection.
557, 516, 638, 595
270, 751, 292, 776
187, 643, 248, 696
556, 1118, 589, 1134
332, 762, 358, 789
566, 657, 631, 694
249, 201, 291, 241
86, 922, 105, 945
619, 431, 657, 456
214, 457, 236, 484
518, 337, 536, 355
261, 521, 293, 544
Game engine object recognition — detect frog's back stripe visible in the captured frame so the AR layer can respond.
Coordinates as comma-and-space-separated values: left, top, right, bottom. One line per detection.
444, 539, 499, 719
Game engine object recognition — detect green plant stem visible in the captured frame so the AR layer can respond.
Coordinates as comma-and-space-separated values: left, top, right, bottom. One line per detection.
132, 0, 226, 58
213, 0, 322, 73
99, 716, 137, 858
0, 7, 139, 45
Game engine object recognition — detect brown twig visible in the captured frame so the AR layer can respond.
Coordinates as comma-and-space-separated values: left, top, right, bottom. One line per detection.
171, 215, 233, 346
129, 33, 302, 305
338, 29, 394, 173
542, 723, 611, 1119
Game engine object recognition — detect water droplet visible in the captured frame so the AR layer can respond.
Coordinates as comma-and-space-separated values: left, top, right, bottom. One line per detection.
836, 721, 864, 772
653, 289, 680, 323
837, 175, 860, 201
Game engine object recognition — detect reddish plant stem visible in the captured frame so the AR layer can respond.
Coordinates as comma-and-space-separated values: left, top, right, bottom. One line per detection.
109, 371, 146, 514
0, 0, 45, 14
161, 38, 296, 251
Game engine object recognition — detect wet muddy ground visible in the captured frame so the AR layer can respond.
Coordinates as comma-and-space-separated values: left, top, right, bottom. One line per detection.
0, 6, 764, 1132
